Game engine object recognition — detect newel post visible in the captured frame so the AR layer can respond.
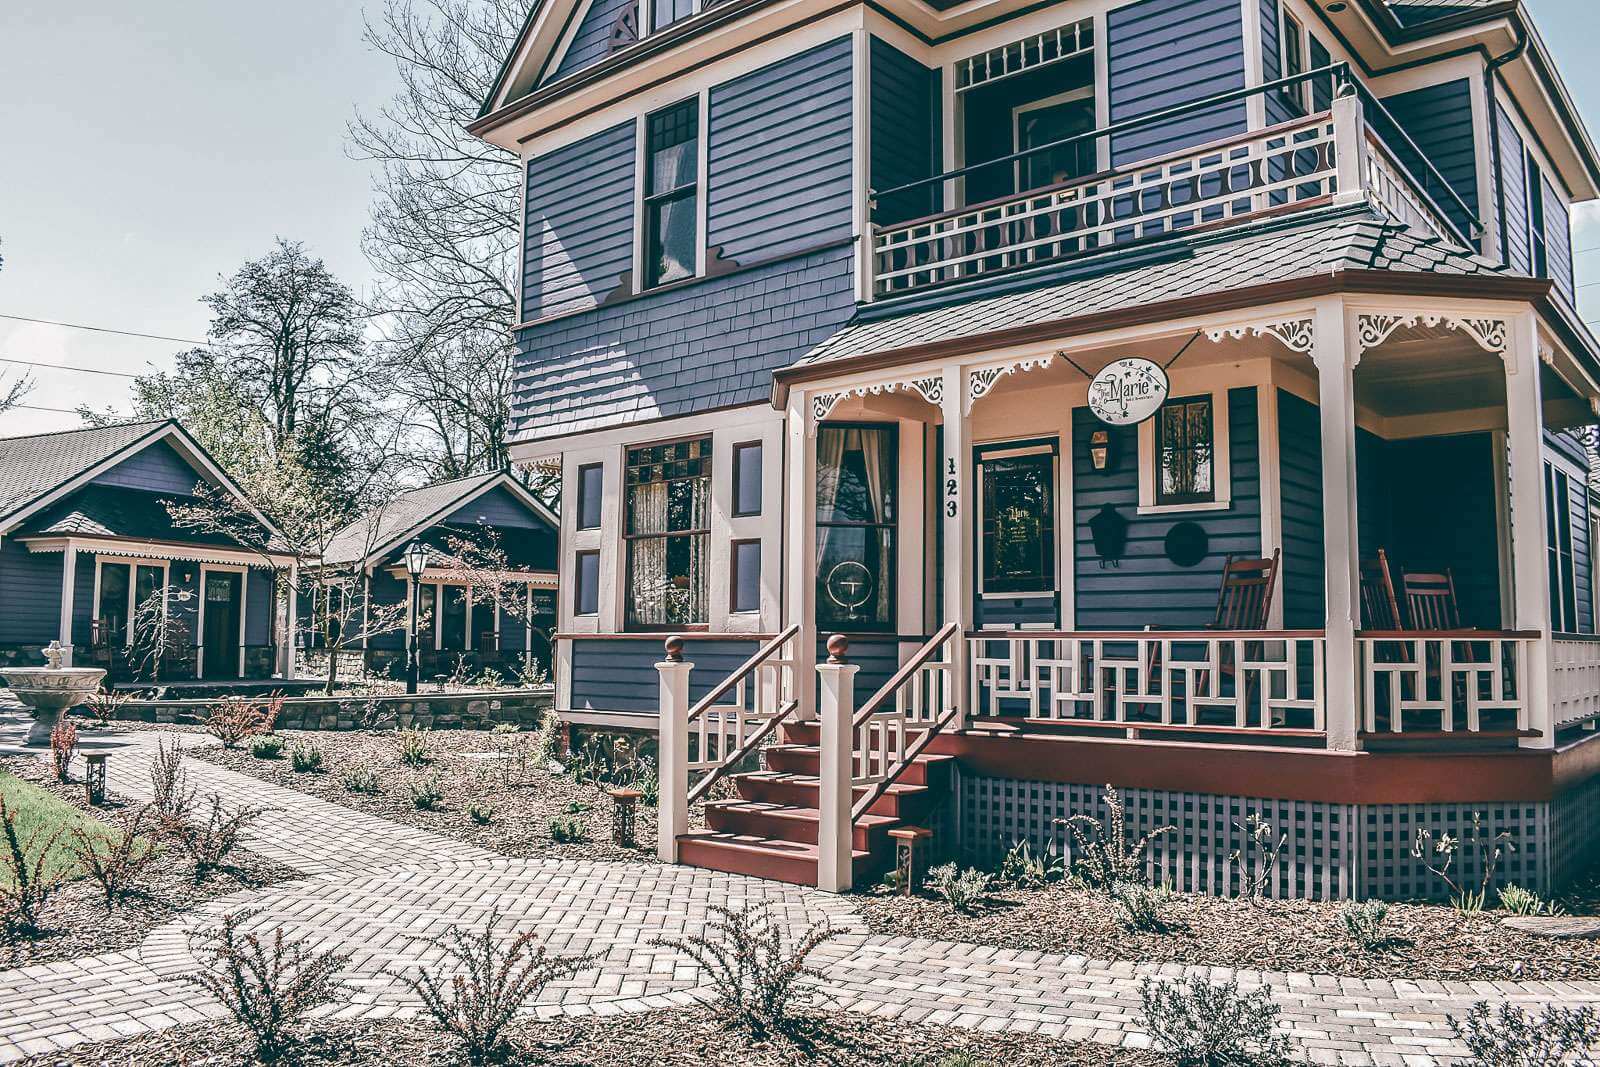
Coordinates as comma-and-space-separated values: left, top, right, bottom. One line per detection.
816, 634, 858, 893
1331, 89, 1369, 208
656, 636, 693, 862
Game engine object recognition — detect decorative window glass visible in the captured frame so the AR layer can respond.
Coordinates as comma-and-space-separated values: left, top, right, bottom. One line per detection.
981, 452, 1055, 594
644, 100, 699, 289
733, 441, 763, 517
577, 464, 604, 530
731, 540, 761, 613
1156, 396, 1215, 506
815, 425, 896, 631
625, 437, 712, 629
1547, 462, 1578, 632
574, 552, 600, 617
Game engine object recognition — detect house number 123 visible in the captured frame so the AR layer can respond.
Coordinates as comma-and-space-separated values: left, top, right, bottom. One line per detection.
945, 457, 958, 517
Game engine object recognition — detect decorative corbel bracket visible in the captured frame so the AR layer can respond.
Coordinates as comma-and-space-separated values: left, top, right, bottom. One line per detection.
1204, 317, 1315, 355
810, 374, 945, 434
966, 355, 1056, 413
1355, 313, 1509, 361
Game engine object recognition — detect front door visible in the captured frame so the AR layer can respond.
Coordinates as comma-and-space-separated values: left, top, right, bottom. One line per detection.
976, 442, 1059, 629
201, 571, 242, 679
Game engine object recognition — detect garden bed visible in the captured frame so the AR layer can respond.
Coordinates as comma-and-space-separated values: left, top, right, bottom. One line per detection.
857, 872, 1600, 982
186, 727, 665, 865
11, 1007, 1159, 1066
0, 757, 303, 969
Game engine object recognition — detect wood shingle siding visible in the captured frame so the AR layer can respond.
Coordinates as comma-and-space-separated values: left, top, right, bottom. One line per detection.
1496, 102, 1532, 274
706, 37, 854, 266
1105, 0, 1247, 167
523, 120, 636, 322
869, 37, 941, 228
548, 0, 636, 84
1377, 79, 1478, 240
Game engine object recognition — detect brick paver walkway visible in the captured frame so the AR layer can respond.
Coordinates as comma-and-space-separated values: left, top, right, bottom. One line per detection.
2, 705, 1597, 1064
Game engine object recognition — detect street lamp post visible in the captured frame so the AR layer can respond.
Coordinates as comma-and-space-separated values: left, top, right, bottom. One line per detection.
404, 541, 429, 695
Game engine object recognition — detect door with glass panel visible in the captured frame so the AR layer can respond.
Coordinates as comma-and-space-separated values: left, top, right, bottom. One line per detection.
201, 571, 243, 679
815, 425, 897, 633
976, 442, 1059, 629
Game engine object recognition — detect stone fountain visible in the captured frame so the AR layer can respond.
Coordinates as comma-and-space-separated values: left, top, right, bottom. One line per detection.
0, 642, 106, 746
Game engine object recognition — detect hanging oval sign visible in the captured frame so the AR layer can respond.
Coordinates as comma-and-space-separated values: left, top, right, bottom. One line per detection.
1088, 357, 1169, 426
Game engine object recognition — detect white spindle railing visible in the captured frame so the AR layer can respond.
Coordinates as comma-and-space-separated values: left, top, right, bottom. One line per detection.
850, 624, 959, 812
1550, 635, 1600, 730
1363, 129, 1455, 243
966, 630, 1325, 733
1357, 631, 1535, 735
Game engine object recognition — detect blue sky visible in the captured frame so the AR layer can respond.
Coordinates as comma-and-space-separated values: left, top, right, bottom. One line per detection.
0, 0, 1598, 437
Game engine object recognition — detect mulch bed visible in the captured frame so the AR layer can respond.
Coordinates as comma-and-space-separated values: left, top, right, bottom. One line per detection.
0, 755, 304, 970
185, 727, 666, 865
14, 1007, 1159, 1066
858, 873, 1600, 981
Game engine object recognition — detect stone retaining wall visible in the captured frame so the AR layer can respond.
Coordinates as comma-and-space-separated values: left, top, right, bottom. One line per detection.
114, 688, 555, 732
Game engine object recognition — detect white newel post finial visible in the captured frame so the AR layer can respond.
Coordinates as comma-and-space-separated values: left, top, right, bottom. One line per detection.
816, 634, 858, 893
656, 637, 693, 862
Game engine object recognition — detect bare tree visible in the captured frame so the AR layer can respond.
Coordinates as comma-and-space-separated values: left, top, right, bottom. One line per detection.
349, 0, 526, 479
0, 373, 29, 415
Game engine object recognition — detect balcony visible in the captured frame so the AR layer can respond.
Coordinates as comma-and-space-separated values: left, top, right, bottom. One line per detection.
868, 66, 1481, 299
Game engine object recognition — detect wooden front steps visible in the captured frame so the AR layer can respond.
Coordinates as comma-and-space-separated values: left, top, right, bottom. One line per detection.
677, 721, 955, 887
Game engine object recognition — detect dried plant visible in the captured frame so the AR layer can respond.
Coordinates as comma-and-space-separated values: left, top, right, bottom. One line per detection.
409, 777, 445, 811
180, 794, 269, 880
0, 795, 65, 936
1139, 975, 1294, 1067
546, 813, 586, 843
467, 801, 494, 825
205, 697, 278, 748
926, 864, 991, 913
397, 726, 433, 767
1450, 1001, 1600, 1067
185, 910, 349, 1063
1412, 814, 1516, 913
397, 909, 594, 1065
339, 768, 381, 794
1112, 881, 1171, 933
651, 902, 836, 1039
149, 739, 197, 826
1338, 900, 1390, 949
1058, 784, 1174, 891
49, 720, 78, 782
83, 687, 133, 728
1229, 813, 1286, 905
66, 806, 159, 909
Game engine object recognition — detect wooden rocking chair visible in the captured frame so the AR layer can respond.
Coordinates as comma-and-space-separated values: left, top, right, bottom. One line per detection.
1209, 550, 1281, 631
1400, 568, 1463, 631
1359, 549, 1403, 631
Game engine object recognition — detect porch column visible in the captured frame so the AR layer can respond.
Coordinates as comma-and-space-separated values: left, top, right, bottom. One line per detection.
281, 562, 299, 678
785, 389, 818, 717
1312, 301, 1360, 751
940, 364, 973, 729
1504, 310, 1554, 748
58, 542, 77, 667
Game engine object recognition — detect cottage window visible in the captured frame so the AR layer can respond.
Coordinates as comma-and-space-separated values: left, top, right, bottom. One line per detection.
625, 437, 712, 629
440, 584, 469, 649
732, 441, 763, 517
1528, 153, 1550, 279
1155, 396, 1215, 506
731, 539, 761, 614
574, 552, 600, 617
816, 425, 896, 631
980, 450, 1055, 594
643, 100, 699, 289
1546, 462, 1578, 632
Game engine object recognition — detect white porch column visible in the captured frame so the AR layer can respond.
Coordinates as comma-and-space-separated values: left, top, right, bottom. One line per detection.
940, 365, 974, 728
656, 640, 693, 862
282, 562, 299, 678
786, 390, 819, 718
1504, 310, 1554, 748
816, 636, 858, 892
1312, 301, 1360, 751
58, 542, 77, 667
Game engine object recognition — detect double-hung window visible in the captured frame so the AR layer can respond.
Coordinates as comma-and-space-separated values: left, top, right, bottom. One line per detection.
625, 437, 712, 628
643, 100, 699, 289
1279, 10, 1308, 113
1156, 396, 1215, 506
1528, 152, 1550, 279
1547, 461, 1578, 632
815, 425, 896, 631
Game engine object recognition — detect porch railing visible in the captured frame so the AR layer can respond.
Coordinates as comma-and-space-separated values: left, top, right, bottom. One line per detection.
849, 622, 961, 820
966, 630, 1326, 735
869, 64, 1480, 298
1357, 631, 1537, 735
1550, 634, 1600, 730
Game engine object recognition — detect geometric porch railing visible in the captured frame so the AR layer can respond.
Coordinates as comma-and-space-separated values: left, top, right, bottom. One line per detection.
1356, 631, 1536, 734
1550, 634, 1600, 730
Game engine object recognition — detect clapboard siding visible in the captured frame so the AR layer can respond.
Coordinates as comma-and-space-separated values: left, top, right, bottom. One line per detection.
1543, 172, 1576, 303
523, 121, 636, 322
1106, 0, 1246, 166
1277, 391, 1323, 629
92, 440, 204, 495
1377, 79, 1478, 238
245, 569, 274, 647
446, 486, 548, 530
70, 554, 95, 648
1072, 387, 1260, 629
548, 0, 634, 83
568, 637, 762, 714
367, 571, 409, 652
0, 538, 61, 644
870, 37, 941, 227
817, 637, 898, 710
512, 243, 855, 440
1570, 470, 1594, 635
977, 596, 1058, 628
707, 38, 854, 266
1497, 102, 1532, 274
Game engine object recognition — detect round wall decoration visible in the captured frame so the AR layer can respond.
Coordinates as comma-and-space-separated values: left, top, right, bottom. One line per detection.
1164, 521, 1209, 568
1087, 357, 1169, 426
824, 560, 874, 620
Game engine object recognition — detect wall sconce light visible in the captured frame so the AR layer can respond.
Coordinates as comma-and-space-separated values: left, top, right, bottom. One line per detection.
1088, 430, 1113, 472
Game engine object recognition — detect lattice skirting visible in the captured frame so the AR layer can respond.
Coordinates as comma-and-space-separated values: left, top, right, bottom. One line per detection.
957, 772, 1595, 901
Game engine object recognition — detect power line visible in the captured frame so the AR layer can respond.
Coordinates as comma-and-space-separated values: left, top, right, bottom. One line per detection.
11, 402, 102, 416
0, 313, 206, 346
0, 356, 143, 379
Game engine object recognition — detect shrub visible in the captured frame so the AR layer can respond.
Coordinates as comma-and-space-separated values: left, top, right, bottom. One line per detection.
184, 909, 349, 1063
149, 739, 197, 825
467, 802, 494, 826
396, 727, 432, 768
66, 806, 159, 910
1228, 813, 1286, 905
1497, 884, 1564, 917
82, 687, 133, 728
926, 864, 990, 913
1413, 813, 1515, 914
1450, 1001, 1600, 1067
205, 698, 278, 748
289, 742, 325, 774
180, 794, 269, 880
650, 902, 835, 1039
1059, 784, 1174, 891
0, 795, 65, 936
339, 768, 381, 794
49, 720, 78, 782
409, 777, 445, 811
1139, 975, 1294, 1067
995, 838, 1064, 890
1111, 881, 1170, 933
1338, 900, 1390, 949
249, 735, 286, 760
397, 909, 594, 1065
547, 814, 586, 843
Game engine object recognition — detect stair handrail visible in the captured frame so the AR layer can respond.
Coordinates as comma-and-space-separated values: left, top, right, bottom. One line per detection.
682, 623, 802, 805
849, 622, 961, 822
686, 623, 801, 723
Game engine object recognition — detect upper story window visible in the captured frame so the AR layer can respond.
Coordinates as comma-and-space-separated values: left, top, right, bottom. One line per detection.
643, 100, 700, 289
652, 0, 695, 33
624, 436, 712, 629
576, 463, 604, 530
1547, 461, 1578, 633
1528, 151, 1550, 278
1156, 396, 1215, 506
1280, 10, 1309, 113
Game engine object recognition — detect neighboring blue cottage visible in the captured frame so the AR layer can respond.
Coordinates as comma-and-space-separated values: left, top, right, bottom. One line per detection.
0, 420, 295, 682
303, 470, 560, 683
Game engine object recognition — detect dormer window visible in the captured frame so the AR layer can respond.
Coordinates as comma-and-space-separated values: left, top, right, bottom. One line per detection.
642, 99, 700, 289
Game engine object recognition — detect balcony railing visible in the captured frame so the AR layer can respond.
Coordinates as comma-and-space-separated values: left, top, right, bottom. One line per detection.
869, 64, 1481, 298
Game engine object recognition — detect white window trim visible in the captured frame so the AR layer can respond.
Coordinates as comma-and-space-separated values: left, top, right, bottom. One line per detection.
975, 441, 1060, 601
1545, 459, 1580, 634
1010, 86, 1096, 192
90, 556, 171, 648
197, 563, 249, 679
1278, 7, 1310, 113
631, 94, 708, 295
1136, 389, 1233, 516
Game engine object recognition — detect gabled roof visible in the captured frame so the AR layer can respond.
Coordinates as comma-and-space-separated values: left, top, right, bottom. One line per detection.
319, 470, 559, 570
17, 484, 265, 550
